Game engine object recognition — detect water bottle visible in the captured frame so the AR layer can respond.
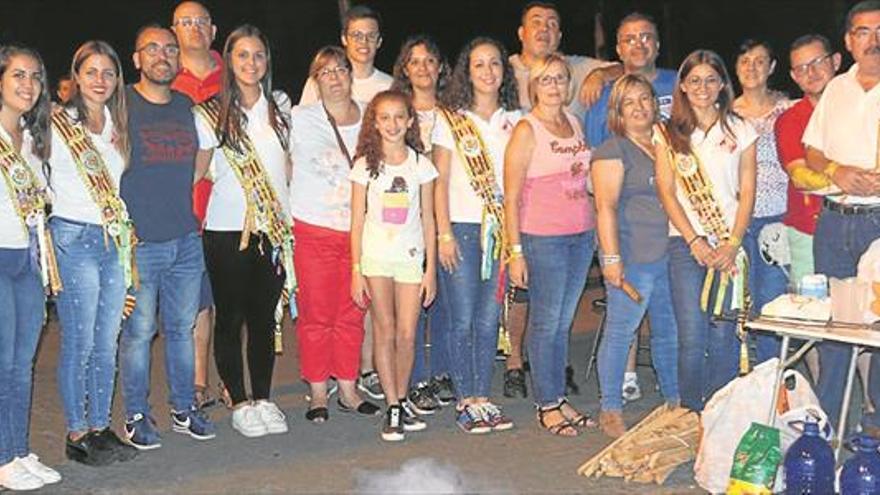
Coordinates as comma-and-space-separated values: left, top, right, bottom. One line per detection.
783, 421, 834, 494
841, 434, 880, 495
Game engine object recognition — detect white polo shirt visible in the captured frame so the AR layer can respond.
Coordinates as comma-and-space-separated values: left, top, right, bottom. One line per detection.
0, 126, 42, 249
195, 91, 292, 231
670, 117, 758, 238
432, 107, 521, 224
49, 106, 125, 226
803, 63, 880, 205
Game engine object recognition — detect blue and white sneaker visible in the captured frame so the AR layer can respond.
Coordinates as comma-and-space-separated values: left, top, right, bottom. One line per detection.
171, 406, 216, 440
124, 413, 162, 450
455, 405, 491, 434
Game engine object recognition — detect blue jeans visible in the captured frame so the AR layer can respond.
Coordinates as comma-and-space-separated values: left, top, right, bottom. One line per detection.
523, 231, 594, 407
598, 256, 679, 411
439, 223, 501, 400
411, 298, 451, 386
668, 237, 739, 412
744, 215, 789, 363
814, 208, 880, 430
0, 248, 44, 464
52, 218, 126, 433
120, 232, 203, 417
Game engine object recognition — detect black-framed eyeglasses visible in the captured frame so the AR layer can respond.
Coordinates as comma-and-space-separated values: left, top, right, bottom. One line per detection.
346, 31, 381, 44
136, 43, 180, 57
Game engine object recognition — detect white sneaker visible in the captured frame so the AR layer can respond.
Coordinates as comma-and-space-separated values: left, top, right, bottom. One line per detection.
17, 454, 61, 484
231, 404, 268, 438
622, 373, 642, 403
255, 400, 288, 434
0, 458, 43, 491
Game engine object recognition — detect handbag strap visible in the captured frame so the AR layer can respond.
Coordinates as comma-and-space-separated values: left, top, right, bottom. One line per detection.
324, 105, 354, 168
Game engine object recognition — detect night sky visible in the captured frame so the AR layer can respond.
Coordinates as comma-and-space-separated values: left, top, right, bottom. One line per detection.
0, 0, 863, 100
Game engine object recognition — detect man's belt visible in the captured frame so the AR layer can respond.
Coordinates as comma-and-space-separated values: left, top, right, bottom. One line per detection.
823, 197, 880, 215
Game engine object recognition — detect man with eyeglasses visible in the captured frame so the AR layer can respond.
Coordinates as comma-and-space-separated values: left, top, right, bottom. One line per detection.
119, 24, 216, 451
170, 0, 225, 412
802, 0, 880, 438
583, 12, 675, 148
298, 5, 392, 105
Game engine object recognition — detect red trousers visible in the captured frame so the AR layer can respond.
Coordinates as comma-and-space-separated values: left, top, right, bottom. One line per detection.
293, 219, 365, 382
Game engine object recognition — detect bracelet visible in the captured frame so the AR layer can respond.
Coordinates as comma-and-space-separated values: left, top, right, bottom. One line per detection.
824, 161, 840, 179
439, 233, 454, 243
352, 263, 361, 273
726, 234, 742, 248
687, 235, 703, 247
510, 243, 523, 254
600, 254, 621, 266
509, 251, 524, 260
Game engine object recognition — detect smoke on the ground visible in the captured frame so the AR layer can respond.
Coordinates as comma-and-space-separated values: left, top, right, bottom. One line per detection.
353, 457, 511, 494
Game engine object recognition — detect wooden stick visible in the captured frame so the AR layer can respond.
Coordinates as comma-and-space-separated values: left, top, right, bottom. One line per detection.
577, 404, 669, 476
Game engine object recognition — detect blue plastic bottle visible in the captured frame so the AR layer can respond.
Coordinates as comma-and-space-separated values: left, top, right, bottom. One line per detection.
841, 434, 880, 495
784, 421, 834, 494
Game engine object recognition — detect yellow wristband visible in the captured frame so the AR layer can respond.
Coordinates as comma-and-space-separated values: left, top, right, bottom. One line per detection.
824, 161, 840, 179
352, 263, 361, 273
508, 251, 524, 260
726, 234, 742, 248
439, 233, 454, 243
510, 243, 523, 254
790, 164, 832, 191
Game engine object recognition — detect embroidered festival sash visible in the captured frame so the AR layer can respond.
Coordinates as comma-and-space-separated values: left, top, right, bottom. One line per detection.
438, 107, 507, 280
51, 110, 139, 290
0, 132, 62, 294
194, 98, 296, 352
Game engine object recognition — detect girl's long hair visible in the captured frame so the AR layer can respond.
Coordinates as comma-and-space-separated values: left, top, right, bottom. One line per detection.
354, 89, 424, 179
68, 40, 130, 165
439, 36, 519, 112
216, 24, 289, 154
390, 34, 450, 98
0, 45, 51, 161
667, 49, 739, 155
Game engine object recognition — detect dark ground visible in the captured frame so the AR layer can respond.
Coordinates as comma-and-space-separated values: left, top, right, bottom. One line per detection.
26, 284, 704, 494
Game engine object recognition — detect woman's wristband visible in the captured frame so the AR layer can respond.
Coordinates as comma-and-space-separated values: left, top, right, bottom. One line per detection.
687, 235, 703, 247
439, 233, 455, 243
726, 234, 742, 248
352, 262, 361, 274
600, 254, 621, 266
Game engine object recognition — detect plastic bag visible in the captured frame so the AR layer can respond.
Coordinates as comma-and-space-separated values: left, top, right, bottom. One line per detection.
727, 423, 782, 494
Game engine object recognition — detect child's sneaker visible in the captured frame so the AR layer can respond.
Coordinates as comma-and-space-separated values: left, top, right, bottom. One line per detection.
124, 413, 162, 450
479, 402, 514, 431
407, 382, 440, 415
400, 400, 427, 432
381, 405, 404, 442
455, 405, 491, 434
171, 406, 216, 440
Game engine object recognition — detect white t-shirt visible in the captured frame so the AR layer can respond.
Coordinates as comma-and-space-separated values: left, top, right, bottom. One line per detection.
802, 63, 880, 205
670, 117, 758, 238
298, 68, 393, 106
49, 107, 125, 226
195, 91, 292, 231
509, 53, 613, 122
432, 108, 521, 224
289, 101, 363, 231
349, 149, 438, 263
0, 126, 43, 249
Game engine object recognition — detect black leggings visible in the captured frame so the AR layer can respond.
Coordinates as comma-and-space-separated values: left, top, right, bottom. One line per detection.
204, 231, 284, 404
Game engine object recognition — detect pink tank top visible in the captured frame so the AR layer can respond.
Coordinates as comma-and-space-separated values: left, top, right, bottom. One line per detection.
519, 112, 595, 235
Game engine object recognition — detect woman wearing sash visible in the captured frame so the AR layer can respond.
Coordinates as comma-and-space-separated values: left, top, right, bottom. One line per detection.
504, 53, 594, 436
0, 45, 61, 490
591, 75, 680, 438
289, 46, 380, 423
195, 25, 291, 438
654, 50, 757, 412
390, 35, 456, 412
433, 37, 519, 433
50, 41, 138, 467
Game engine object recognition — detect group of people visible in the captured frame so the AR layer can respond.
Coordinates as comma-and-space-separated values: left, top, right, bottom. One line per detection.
1, 0, 879, 490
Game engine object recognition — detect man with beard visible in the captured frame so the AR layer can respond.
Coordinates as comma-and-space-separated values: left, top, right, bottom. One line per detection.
170, 0, 224, 410
118, 25, 216, 450
803, 0, 880, 437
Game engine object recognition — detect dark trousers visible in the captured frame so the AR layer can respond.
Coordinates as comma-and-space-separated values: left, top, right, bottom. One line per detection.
204, 231, 284, 404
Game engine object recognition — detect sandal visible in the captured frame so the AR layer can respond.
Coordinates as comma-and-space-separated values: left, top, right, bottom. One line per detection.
503, 368, 528, 398
537, 405, 579, 437
195, 385, 218, 410
217, 382, 233, 409
560, 398, 597, 428
305, 406, 329, 423
337, 399, 381, 417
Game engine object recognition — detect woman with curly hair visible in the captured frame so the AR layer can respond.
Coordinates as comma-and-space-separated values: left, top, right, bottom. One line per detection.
350, 89, 438, 441
389, 34, 455, 413
433, 36, 520, 434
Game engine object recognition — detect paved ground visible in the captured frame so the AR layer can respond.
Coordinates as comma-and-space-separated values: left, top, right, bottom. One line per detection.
26, 286, 704, 494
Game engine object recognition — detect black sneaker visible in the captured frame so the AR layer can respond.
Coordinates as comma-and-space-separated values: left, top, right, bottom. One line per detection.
503, 368, 527, 398
430, 375, 456, 405
65, 431, 116, 466
400, 400, 427, 432
357, 371, 385, 400
92, 428, 139, 462
407, 382, 440, 415
381, 405, 404, 442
